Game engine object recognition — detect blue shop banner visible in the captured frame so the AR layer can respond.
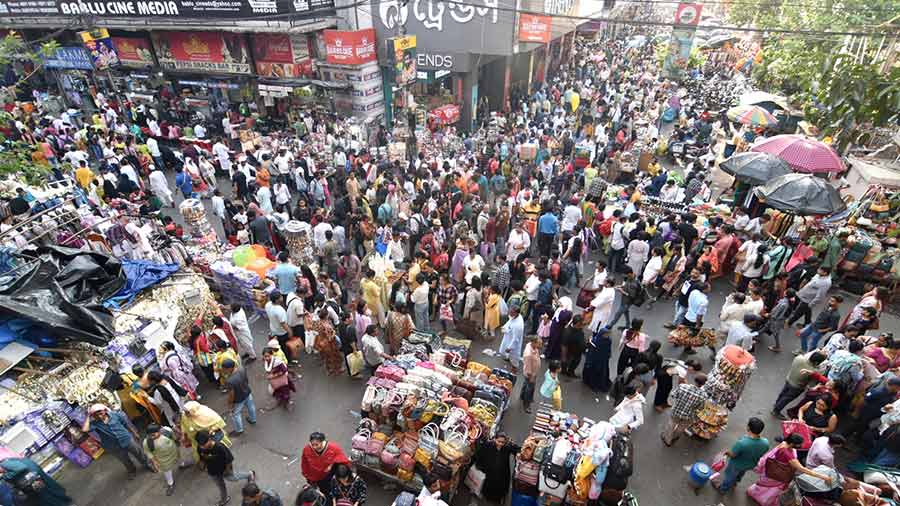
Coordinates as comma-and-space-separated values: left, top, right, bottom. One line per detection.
42, 46, 94, 71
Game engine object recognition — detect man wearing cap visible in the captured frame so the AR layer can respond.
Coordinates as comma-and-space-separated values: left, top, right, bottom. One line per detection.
222, 359, 257, 437
82, 404, 149, 478
196, 429, 255, 506
300, 432, 349, 497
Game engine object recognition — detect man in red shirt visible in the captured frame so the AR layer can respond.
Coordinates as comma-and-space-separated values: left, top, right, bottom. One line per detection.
300, 432, 349, 497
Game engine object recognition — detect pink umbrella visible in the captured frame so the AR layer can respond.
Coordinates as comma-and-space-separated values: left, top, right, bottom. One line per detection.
750, 134, 844, 173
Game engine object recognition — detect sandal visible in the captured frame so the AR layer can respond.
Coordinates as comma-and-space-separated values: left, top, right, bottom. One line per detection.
768, 346, 782, 352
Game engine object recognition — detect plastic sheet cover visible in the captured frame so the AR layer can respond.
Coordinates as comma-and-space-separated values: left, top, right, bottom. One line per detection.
104, 259, 181, 308
0, 246, 125, 346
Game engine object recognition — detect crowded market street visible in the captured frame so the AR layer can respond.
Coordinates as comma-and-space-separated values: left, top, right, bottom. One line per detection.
0, 0, 899, 505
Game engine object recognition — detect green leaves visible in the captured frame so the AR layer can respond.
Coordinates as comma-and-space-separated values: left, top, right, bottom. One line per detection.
727, 0, 899, 151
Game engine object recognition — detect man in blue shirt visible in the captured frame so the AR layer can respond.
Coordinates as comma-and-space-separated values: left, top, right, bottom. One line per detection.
537, 209, 559, 257
82, 404, 148, 477
269, 251, 300, 296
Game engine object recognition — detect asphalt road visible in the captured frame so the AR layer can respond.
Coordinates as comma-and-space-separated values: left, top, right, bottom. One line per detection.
54, 169, 880, 506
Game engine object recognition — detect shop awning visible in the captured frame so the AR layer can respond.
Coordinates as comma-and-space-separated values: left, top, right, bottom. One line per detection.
257, 78, 352, 90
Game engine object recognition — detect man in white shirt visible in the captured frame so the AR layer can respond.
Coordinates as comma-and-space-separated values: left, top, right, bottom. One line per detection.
508, 223, 532, 259
119, 162, 140, 188
274, 149, 293, 178
333, 148, 347, 171
561, 199, 582, 234
213, 139, 232, 176
608, 213, 627, 275
524, 269, 540, 304
193, 123, 206, 138
146, 137, 164, 171
609, 385, 645, 433
498, 306, 524, 370
312, 220, 333, 253
725, 314, 758, 350
285, 285, 307, 342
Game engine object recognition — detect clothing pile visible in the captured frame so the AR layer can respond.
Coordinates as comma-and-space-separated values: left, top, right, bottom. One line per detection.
351, 357, 512, 498
667, 326, 717, 348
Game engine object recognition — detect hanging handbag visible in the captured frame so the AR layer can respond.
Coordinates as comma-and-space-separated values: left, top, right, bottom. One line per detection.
515, 458, 541, 485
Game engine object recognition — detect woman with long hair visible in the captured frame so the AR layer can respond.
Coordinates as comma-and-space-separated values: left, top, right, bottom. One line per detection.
617, 318, 648, 376
159, 340, 198, 399
842, 286, 888, 329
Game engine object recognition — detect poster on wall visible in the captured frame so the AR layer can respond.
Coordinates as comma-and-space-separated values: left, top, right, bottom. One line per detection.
0, 0, 336, 19
152, 31, 251, 74
111, 37, 155, 68
252, 34, 313, 78
664, 3, 703, 78
79, 28, 119, 69
388, 35, 416, 86
518, 13, 552, 43
663, 27, 696, 78
323, 28, 376, 65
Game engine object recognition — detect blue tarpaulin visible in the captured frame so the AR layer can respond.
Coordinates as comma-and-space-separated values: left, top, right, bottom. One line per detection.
104, 260, 180, 308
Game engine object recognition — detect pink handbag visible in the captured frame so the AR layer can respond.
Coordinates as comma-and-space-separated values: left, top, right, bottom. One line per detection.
352, 429, 371, 451
781, 420, 813, 450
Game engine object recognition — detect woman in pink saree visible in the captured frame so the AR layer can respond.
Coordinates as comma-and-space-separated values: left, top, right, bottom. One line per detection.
747, 434, 833, 506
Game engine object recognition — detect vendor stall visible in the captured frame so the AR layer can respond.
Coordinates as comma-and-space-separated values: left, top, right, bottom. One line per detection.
508, 405, 636, 506
350, 343, 512, 502
687, 345, 755, 440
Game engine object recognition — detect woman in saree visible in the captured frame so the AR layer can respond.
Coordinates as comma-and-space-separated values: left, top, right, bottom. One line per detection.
747, 433, 832, 506
211, 336, 240, 388
190, 324, 216, 384
159, 340, 199, 399
711, 225, 739, 279
180, 401, 231, 461
865, 335, 900, 374
384, 303, 414, 355
698, 246, 720, 278
261, 347, 295, 412
309, 310, 344, 376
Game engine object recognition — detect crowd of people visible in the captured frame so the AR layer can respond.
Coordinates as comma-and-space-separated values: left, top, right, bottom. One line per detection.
1, 22, 899, 506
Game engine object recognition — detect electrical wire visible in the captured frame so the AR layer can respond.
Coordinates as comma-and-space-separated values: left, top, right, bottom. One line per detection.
610, 0, 900, 14
57, 0, 899, 37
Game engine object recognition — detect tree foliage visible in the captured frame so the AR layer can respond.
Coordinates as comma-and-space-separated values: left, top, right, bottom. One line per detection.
727, 0, 900, 152
0, 33, 59, 185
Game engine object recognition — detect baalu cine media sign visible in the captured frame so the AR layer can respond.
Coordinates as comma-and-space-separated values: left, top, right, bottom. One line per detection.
0, 0, 334, 18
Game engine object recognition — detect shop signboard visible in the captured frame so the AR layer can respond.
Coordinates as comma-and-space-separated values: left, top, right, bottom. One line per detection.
80, 29, 119, 70
388, 35, 416, 86
372, 0, 517, 55
152, 31, 251, 74
0, 0, 336, 19
518, 13, 552, 43
252, 34, 313, 78
323, 29, 376, 65
111, 37, 155, 68
674, 2, 702, 25
41, 46, 94, 71
414, 51, 470, 73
